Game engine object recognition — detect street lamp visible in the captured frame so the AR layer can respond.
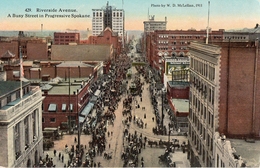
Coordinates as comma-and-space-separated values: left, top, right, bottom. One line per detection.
77, 89, 81, 167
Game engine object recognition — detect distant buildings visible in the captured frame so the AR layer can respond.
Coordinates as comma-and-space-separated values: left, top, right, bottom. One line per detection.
87, 27, 122, 57
92, 2, 125, 37
145, 29, 224, 72
143, 15, 167, 33
53, 32, 80, 45
188, 40, 260, 167
0, 81, 44, 167
0, 31, 50, 61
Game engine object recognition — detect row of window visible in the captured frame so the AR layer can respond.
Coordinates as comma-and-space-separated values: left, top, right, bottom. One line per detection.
158, 35, 222, 39
190, 57, 216, 82
15, 110, 38, 160
93, 12, 123, 17
54, 36, 76, 38
224, 36, 247, 40
157, 46, 188, 50
158, 41, 191, 45
112, 12, 123, 17
0, 87, 29, 108
188, 123, 213, 167
55, 39, 76, 42
45, 103, 73, 112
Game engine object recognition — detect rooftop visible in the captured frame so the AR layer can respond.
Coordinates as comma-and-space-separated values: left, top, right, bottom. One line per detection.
41, 77, 91, 95
230, 139, 260, 167
171, 99, 189, 112
0, 81, 29, 97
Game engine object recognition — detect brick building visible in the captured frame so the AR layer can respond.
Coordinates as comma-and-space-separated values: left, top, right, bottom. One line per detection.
0, 37, 49, 61
188, 40, 260, 167
42, 77, 93, 130
3, 60, 100, 82
51, 44, 114, 74
145, 29, 224, 71
87, 27, 122, 57
53, 32, 80, 45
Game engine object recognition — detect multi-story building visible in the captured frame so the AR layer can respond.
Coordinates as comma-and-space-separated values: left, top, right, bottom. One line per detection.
0, 31, 49, 61
87, 27, 122, 57
53, 32, 80, 45
92, 2, 124, 37
0, 81, 44, 167
188, 40, 260, 167
42, 76, 93, 131
145, 29, 224, 71
143, 15, 167, 33
188, 42, 221, 167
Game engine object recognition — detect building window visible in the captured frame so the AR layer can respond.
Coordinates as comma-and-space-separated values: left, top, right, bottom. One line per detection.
50, 118, 56, 123
48, 104, 57, 112
14, 123, 21, 160
24, 116, 29, 148
42, 118, 45, 123
62, 104, 67, 112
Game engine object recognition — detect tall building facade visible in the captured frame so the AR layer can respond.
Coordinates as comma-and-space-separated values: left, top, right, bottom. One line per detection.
188, 42, 221, 167
143, 15, 167, 33
92, 2, 124, 37
0, 81, 44, 167
188, 40, 260, 167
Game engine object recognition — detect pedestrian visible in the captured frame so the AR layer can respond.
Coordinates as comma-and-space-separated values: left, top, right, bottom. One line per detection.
109, 144, 110, 149
152, 117, 154, 122
64, 164, 66, 168
144, 113, 146, 119
111, 131, 113, 136
145, 123, 147, 128
108, 131, 110, 137
46, 152, 49, 161
74, 137, 77, 143
53, 149, 56, 156
61, 154, 64, 163
140, 97, 142, 102
58, 152, 61, 160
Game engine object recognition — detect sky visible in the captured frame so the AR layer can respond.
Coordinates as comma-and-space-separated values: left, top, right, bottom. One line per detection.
0, 0, 260, 31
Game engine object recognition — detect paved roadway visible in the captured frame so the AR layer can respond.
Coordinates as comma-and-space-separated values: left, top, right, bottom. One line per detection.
44, 53, 190, 167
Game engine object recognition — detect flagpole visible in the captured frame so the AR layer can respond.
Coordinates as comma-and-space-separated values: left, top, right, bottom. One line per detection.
206, 1, 210, 44
19, 46, 23, 99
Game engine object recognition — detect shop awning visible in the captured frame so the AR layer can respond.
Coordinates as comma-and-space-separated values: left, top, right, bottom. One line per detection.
80, 102, 94, 117
79, 116, 85, 123
90, 96, 98, 103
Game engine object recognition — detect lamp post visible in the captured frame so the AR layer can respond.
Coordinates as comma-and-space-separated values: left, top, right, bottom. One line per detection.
77, 89, 81, 167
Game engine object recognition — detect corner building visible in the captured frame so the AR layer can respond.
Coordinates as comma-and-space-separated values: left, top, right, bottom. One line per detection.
0, 81, 44, 167
188, 42, 221, 167
188, 40, 260, 167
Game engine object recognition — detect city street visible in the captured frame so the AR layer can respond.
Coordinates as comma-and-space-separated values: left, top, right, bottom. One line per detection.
44, 50, 190, 167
